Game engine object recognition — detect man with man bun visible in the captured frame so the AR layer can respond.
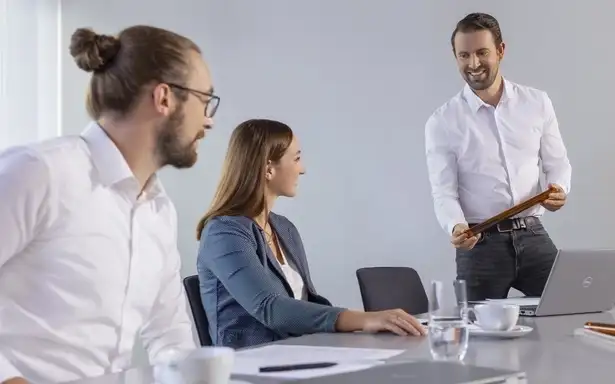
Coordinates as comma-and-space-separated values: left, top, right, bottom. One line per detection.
0, 25, 218, 383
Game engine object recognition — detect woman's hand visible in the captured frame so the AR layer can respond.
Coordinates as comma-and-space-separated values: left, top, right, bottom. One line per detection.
336, 309, 426, 336
361, 309, 427, 336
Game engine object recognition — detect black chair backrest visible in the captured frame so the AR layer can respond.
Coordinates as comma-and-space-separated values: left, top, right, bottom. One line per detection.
356, 267, 428, 315
182, 275, 213, 346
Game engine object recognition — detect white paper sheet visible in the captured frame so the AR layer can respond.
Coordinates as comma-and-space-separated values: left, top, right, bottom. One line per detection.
232, 345, 403, 378
485, 297, 540, 306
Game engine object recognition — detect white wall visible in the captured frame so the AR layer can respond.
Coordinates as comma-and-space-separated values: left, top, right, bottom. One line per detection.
60, 0, 615, 314
0, 0, 61, 149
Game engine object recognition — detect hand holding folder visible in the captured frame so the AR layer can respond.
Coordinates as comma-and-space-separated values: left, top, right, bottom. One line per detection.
463, 186, 558, 237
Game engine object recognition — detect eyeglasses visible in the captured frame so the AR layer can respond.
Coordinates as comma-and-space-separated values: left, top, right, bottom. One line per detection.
167, 83, 220, 118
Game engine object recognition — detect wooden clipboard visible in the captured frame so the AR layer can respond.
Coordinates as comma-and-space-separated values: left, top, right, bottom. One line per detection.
464, 186, 557, 237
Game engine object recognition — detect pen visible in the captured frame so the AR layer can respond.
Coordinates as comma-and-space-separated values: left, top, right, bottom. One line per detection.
259, 362, 338, 373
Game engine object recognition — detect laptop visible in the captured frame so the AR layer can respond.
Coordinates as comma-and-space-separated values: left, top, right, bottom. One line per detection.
298, 361, 526, 384
487, 249, 615, 317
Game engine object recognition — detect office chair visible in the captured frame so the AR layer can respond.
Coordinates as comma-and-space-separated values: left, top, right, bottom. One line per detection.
356, 266, 429, 315
182, 275, 213, 346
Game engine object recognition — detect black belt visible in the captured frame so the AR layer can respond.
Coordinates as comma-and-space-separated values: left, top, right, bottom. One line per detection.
469, 216, 540, 233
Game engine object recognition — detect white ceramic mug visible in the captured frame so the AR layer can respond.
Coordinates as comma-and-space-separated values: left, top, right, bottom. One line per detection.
153, 346, 235, 384
467, 303, 520, 331
180, 346, 235, 384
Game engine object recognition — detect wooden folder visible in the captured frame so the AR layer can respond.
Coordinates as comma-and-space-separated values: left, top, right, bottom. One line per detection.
464, 186, 557, 237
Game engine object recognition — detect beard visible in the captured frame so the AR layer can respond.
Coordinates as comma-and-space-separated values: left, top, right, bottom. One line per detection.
156, 106, 203, 169
463, 63, 499, 91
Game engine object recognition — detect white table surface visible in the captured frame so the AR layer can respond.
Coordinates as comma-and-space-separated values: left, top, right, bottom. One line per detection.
68, 310, 615, 383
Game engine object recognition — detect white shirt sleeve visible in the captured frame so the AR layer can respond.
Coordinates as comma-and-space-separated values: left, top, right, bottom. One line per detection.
540, 93, 572, 194
0, 147, 55, 268
425, 115, 467, 235
0, 355, 22, 383
0, 147, 56, 381
139, 206, 197, 363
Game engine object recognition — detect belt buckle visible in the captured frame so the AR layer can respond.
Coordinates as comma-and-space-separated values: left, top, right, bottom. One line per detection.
496, 221, 514, 232
497, 218, 526, 232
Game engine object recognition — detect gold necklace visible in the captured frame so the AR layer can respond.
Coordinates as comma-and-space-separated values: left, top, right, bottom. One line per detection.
260, 222, 274, 246
264, 230, 274, 246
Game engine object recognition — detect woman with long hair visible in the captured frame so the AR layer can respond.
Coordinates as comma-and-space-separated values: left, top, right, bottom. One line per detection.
196, 119, 425, 348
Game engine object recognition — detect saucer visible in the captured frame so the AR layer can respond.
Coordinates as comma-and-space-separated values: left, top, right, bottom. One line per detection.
468, 324, 533, 338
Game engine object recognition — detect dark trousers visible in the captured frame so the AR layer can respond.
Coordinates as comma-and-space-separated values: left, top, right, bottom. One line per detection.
456, 219, 558, 301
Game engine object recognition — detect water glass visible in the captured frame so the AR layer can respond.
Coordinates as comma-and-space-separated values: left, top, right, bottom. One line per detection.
427, 279, 470, 361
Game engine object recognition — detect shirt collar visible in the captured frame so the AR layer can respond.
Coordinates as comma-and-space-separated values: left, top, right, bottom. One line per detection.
462, 77, 515, 113
80, 121, 166, 200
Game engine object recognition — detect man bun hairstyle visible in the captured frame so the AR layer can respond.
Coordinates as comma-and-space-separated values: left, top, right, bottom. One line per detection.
68, 25, 201, 120
69, 28, 121, 72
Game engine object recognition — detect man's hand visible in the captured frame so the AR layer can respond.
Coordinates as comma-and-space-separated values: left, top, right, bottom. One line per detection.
2, 378, 28, 384
451, 223, 481, 250
542, 183, 567, 212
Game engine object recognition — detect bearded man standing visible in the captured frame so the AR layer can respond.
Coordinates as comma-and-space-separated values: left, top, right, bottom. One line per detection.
425, 13, 571, 301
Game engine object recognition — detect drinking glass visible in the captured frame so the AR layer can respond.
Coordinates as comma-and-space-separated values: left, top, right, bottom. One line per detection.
427, 279, 470, 361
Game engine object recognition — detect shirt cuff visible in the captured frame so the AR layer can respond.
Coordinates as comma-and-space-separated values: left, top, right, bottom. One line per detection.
447, 220, 467, 236
547, 181, 569, 195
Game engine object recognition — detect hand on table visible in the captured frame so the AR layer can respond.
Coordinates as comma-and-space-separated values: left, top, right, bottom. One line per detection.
336, 309, 426, 336
451, 223, 481, 250
542, 183, 567, 212
360, 309, 427, 336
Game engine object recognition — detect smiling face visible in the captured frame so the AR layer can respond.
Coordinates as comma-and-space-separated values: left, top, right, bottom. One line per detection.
266, 135, 305, 198
453, 29, 504, 91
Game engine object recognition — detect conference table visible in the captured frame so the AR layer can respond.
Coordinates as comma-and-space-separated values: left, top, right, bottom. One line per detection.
70, 310, 615, 383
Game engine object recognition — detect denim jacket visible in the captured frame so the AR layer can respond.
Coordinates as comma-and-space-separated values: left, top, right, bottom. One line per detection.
197, 213, 345, 348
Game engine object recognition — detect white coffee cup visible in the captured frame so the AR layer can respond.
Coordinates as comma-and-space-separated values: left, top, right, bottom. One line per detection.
154, 346, 235, 384
468, 303, 519, 331
180, 346, 235, 384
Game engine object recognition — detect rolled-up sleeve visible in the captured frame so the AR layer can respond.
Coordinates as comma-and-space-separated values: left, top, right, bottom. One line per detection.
198, 219, 345, 335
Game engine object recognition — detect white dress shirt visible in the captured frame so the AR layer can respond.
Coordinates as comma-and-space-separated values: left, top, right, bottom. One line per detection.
0, 122, 196, 383
425, 79, 572, 235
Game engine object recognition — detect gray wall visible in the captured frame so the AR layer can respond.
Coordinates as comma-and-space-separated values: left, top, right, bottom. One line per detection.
61, 0, 615, 317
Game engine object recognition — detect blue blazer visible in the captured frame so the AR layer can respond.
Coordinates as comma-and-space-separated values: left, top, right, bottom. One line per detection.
197, 213, 346, 349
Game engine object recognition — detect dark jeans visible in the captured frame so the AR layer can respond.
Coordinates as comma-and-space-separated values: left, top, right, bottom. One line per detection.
456, 220, 558, 301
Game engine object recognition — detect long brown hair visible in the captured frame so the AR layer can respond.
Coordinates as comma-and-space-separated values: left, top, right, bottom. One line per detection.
196, 119, 294, 239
